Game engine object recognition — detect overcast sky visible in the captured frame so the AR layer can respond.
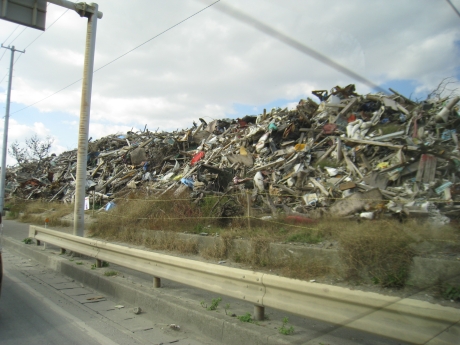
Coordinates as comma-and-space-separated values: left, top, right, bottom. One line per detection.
0, 0, 459, 164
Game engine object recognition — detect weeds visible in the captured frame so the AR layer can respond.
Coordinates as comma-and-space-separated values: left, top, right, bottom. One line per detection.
279, 256, 333, 281
224, 303, 230, 315
279, 317, 295, 335
441, 284, 460, 301
237, 313, 254, 323
338, 220, 416, 288
201, 233, 234, 259
76, 262, 83, 265
9, 200, 73, 227
286, 230, 323, 244
10, 195, 459, 290
207, 297, 222, 311
22, 237, 33, 244
104, 270, 118, 277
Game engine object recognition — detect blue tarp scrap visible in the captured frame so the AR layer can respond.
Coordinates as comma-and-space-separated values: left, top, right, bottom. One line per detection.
180, 177, 194, 189
105, 201, 116, 211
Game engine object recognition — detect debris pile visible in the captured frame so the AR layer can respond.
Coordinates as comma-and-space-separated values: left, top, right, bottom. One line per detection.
6, 84, 460, 223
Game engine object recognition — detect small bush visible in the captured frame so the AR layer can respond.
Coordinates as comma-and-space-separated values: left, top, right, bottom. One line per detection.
104, 270, 118, 277
207, 297, 222, 311
22, 237, 33, 244
339, 221, 415, 288
279, 317, 295, 335
238, 313, 254, 323
442, 284, 460, 301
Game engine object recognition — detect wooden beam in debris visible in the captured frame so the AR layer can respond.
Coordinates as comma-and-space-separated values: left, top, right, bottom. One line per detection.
334, 97, 359, 121
341, 137, 418, 151
415, 154, 437, 183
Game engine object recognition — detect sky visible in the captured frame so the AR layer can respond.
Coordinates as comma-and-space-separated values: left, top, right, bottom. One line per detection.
0, 0, 459, 165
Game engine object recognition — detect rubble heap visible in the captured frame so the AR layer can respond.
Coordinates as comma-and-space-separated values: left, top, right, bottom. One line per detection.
6, 84, 460, 223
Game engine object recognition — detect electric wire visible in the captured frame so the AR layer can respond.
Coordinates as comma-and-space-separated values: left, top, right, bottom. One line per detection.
11, 0, 389, 115
0, 25, 20, 63
7, 27, 27, 46
1, 25, 20, 45
446, 0, 460, 18
24, 9, 70, 50
94, 0, 220, 73
207, 1, 387, 94
0, 9, 70, 85
11, 1, 221, 114
0, 49, 6, 63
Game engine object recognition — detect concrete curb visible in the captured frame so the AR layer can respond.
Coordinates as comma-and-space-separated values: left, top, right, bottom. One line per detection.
5, 234, 460, 345
3, 236, 291, 345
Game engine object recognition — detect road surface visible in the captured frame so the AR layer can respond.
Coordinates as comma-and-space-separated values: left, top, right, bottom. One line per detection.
0, 249, 209, 345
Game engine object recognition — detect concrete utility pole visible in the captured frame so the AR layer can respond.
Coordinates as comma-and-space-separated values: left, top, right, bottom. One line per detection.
69, 2, 101, 237
0, 1, 102, 232
0, 45, 25, 216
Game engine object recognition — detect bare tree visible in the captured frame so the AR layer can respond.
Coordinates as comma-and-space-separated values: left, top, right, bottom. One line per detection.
427, 77, 459, 101
9, 135, 54, 169
8, 141, 28, 165
26, 135, 54, 163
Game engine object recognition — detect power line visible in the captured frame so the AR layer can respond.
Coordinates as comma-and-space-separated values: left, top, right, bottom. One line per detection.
207, 1, 387, 94
0, 9, 70, 85
445, 0, 460, 18
11, 1, 221, 114
24, 9, 70, 50
94, 0, 221, 73
11, 79, 82, 113
1, 25, 20, 45
8, 27, 27, 45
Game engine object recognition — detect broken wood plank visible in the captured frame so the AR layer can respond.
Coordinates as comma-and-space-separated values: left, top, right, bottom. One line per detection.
341, 137, 418, 151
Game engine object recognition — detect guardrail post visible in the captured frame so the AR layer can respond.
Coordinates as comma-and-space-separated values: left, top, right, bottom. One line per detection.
36, 240, 41, 246
254, 305, 265, 321
60, 248, 66, 255
153, 277, 161, 288
96, 259, 102, 268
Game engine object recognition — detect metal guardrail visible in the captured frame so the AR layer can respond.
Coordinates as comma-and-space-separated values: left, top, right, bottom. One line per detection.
29, 225, 460, 344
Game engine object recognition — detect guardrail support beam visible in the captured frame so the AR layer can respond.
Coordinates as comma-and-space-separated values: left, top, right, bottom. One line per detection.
254, 305, 265, 321
153, 277, 161, 288
36, 240, 41, 246
96, 259, 102, 268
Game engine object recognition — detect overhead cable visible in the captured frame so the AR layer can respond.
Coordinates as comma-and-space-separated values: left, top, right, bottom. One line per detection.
0, 9, 70, 84
11, 1, 221, 114
205, 1, 387, 94
445, 0, 460, 18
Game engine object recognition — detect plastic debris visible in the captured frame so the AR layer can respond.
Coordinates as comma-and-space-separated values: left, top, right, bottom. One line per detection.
4, 83, 460, 222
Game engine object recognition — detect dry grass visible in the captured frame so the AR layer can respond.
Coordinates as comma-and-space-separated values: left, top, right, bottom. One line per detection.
279, 256, 334, 280
338, 220, 416, 287
10, 194, 460, 286
144, 232, 199, 254
7, 199, 72, 227
201, 233, 234, 259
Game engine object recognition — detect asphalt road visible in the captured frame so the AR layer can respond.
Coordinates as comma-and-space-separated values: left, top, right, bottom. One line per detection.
0, 249, 207, 345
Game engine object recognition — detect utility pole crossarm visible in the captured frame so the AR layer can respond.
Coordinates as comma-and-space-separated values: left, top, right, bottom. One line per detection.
47, 0, 103, 19
0, 44, 25, 54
